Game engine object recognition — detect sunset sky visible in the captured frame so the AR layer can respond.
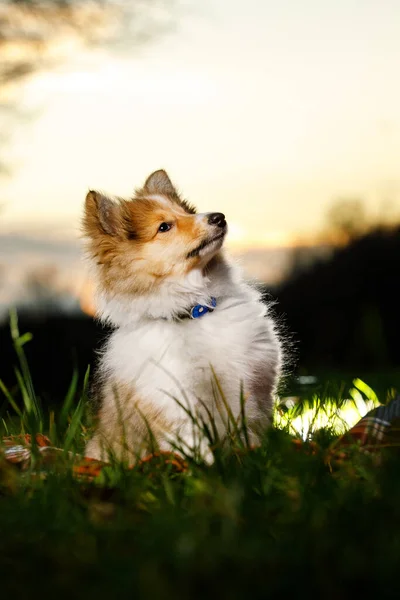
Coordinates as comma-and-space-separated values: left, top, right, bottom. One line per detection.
2, 0, 400, 248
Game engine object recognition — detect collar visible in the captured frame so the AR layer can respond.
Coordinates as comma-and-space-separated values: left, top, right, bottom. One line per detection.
176, 297, 217, 321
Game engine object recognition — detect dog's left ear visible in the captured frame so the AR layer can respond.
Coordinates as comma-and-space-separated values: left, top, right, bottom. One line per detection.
144, 170, 177, 196
83, 191, 122, 238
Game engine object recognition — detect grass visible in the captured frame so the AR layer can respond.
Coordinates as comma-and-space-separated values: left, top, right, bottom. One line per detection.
1, 312, 400, 599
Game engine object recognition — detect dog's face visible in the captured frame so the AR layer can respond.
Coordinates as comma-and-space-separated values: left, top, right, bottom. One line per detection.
83, 170, 227, 295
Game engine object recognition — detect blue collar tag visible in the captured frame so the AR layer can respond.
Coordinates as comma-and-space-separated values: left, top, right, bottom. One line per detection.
190, 297, 217, 319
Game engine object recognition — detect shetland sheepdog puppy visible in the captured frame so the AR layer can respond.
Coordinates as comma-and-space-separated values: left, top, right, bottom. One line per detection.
83, 170, 282, 463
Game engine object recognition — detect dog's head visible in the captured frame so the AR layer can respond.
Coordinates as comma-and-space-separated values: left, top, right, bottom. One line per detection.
83, 170, 227, 298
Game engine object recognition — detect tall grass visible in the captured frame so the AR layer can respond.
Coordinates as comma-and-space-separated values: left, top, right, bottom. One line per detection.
1, 310, 90, 452
0, 310, 390, 458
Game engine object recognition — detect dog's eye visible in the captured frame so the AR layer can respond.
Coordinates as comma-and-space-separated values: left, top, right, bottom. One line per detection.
158, 222, 172, 233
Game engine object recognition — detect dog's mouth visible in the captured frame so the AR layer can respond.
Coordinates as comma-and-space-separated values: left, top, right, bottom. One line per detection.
186, 230, 226, 259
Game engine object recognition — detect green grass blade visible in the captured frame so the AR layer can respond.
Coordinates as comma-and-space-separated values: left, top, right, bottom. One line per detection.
0, 378, 22, 417
60, 369, 79, 427
63, 398, 85, 452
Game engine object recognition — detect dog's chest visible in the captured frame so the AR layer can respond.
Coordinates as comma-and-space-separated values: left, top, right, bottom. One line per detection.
105, 301, 268, 404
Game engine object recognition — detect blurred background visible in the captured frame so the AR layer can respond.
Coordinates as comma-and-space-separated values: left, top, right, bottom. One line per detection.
1, 0, 400, 404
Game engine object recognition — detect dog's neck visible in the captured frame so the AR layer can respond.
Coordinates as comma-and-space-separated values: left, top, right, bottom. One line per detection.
95, 253, 238, 327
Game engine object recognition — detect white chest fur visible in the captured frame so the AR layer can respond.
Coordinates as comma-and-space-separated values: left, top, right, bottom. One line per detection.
102, 291, 278, 424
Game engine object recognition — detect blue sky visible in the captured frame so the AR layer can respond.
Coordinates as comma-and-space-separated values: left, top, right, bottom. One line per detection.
2, 0, 400, 247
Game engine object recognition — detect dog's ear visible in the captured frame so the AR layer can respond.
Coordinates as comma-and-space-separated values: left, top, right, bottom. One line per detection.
83, 191, 121, 237
143, 169, 177, 196
142, 169, 196, 215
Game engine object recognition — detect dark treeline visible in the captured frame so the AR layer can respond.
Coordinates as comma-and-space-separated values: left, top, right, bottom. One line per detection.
0, 224, 399, 406
0, 314, 111, 408
271, 224, 400, 372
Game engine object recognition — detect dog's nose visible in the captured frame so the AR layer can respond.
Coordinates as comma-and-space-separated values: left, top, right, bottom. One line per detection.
208, 212, 226, 228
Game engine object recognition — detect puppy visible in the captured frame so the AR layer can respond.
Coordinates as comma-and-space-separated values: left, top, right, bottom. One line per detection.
83, 170, 282, 462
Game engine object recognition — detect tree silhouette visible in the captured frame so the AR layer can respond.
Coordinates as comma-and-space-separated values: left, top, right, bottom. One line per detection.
325, 198, 368, 244
0, 0, 178, 173
0, 0, 176, 88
